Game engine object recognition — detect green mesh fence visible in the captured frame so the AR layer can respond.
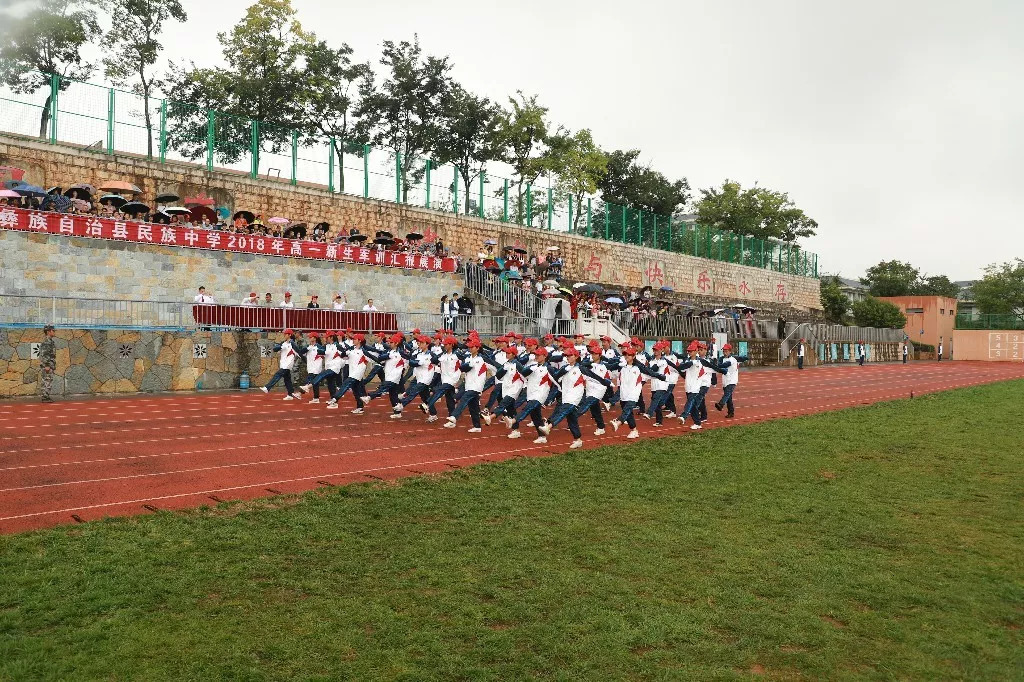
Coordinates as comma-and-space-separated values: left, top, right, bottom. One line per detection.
1, 71, 820, 276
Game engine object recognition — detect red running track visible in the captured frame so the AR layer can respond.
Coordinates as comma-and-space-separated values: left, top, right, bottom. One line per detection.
1, 361, 1021, 534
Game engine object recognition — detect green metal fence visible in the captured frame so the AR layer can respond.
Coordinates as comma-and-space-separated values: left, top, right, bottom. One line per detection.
955, 314, 1024, 330
1, 73, 820, 278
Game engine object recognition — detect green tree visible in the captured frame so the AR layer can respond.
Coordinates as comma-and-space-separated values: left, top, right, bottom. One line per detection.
354, 37, 454, 203
0, 0, 99, 139
694, 180, 817, 242
972, 258, 1024, 321
432, 85, 504, 214
851, 296, 907, 328
819, 276, 850, 324
164, 0, 312, 163
545, 129, 608, 234
860, 260, 921, 297
294, 39, 371, 193
913, 275, 960, 298
598, 149, 690, 216
101, 0, 187, 159
495, 92, 551, 225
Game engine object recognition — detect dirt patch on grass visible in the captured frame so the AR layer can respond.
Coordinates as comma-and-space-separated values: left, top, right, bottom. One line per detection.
817, 469, 836, 480
780, 644, 808, 653
820, 614, 847, 628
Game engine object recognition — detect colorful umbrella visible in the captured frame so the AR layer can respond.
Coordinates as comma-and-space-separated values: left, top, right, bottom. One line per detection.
184, 195, 215, 206
268, 216, 290, 224
484, 239, 497, 245
0, 189, 21, 198
40, 193, 72, 212
604, 296, 624, 304
99, 180, 142, 194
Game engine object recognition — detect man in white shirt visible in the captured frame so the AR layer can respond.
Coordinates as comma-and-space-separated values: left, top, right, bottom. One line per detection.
241, 292, 259, 306
332, 293, 347, 310
193, 286, 215, 304
362, 299, 379, 312
280, 292, 294, 308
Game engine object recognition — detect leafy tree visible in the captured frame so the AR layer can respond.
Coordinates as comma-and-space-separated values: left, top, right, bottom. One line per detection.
495, 92, 551, 225
545, 129, 608, 233
597, 149, 690, 216
101, 0, 187, 159
164, 0, 313, 163
432, 85, 504, 214
819, 275, 850, 324
851, 296, 907, 329
693, 180, 817, 243
354, 37, 454, 203
0, 0, 99, 138
860, 260, 920, 297
972, 258, 1024, 321
294, 39, 371, 193
914, 274, 960, 298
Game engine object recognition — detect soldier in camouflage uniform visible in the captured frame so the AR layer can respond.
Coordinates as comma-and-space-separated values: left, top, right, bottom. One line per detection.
39, 325, 57, 402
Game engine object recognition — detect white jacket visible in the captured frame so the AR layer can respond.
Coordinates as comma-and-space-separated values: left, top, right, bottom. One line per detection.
324, 342, 345, 374
411, 350, 435, 384
305, 343, 325, 375
524, 362, 555, 402
497, 360, 525, 400
584, 361, 612, 398
438, 352, 462, 386
664, 353, 680, 385
557, 364, 587, 406
648, 358, 670, 392
681, 358, 710, 393
462, 355, 489, 392
381, 349, 406, 384
345, 346, 370, 381
278, 340, 298, 370
617, 364, 647, 403
719, 356, 741, 386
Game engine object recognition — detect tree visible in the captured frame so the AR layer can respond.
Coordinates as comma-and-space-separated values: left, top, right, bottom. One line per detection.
693, 180, 817, 242
860, 260, 921, 297
101, 0, 187, 159
354, 37, 454, 203
545, 129, 608, 233
495, 92, 550, 225
851, 297, 907, 329
598, 149, 690, 216
294, 40, 371, 193
164, 0, 313, 163
972, 258, 1024, 321
819, 275, 850, 324
432, 85, 504, 214
0, 0, 99, 139
914, 275, 960, 298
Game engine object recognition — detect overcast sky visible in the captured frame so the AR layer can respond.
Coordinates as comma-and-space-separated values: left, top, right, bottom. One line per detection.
15, 0, 1024, 280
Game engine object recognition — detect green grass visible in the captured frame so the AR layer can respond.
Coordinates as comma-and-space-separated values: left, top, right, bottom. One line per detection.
2, 382, 1023, 681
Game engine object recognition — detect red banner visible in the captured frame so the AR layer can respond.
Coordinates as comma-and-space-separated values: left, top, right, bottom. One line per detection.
0, 207, 457, 273
191, 306, 399, 333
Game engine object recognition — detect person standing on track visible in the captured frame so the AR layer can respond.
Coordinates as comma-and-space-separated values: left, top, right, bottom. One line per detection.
937, 337, 943, 361
38, 324, 57, 403
423, 336, 461, 419
260, 329, 303, 400
396, 335, 440, 422
857, 340, 866, 366
797, 338, 806, 370
713, 343, 748, 419
903, 341, 909, 364
482, 339, 527, 427
677, 341, 715, 430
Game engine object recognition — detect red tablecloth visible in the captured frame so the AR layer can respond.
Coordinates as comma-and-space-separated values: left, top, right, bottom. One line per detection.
192, 305, 399, 333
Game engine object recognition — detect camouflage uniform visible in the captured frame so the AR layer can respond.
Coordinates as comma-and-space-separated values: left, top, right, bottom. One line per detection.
39, 333, 56, 401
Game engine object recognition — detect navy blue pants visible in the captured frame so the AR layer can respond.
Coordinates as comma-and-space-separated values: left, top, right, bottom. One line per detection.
450, 389, 481, 428
485, 383, 503, 412
425, 382, 457, 414
332, 376, 367, 407
513, 399, 546, 434
576, 396, 605, 429
265, 368, 295, 395
665, 385, 678, 413
697, 386, 709, 421
548, 401, 582, 439
680, 392, 703, 425
362, 363, 383, 387
368, 380, 401, 407
399, 380, 437, 415
646, 389, 669, 424
617, 400, 638, 429
716, 384, 736, 416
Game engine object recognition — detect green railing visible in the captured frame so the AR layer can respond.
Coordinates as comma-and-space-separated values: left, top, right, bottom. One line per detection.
0, 73, 820, 278
955, 314, 1024, 330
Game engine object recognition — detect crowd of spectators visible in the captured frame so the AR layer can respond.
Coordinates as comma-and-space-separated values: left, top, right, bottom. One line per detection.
192, 287, 380, 311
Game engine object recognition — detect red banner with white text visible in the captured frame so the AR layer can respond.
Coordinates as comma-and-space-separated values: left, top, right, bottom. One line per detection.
0, 207, 457, 273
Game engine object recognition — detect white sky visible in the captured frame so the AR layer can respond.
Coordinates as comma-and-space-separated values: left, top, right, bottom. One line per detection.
16, 0, 1024, 280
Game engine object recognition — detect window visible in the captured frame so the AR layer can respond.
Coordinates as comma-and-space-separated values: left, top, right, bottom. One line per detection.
907, 307, 924, 314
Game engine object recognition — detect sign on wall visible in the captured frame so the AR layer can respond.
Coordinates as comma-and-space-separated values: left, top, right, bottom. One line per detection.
989, 332, 1023, 360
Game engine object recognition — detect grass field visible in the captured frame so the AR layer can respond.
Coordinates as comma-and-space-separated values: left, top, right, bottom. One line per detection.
2, 381, 1023, 681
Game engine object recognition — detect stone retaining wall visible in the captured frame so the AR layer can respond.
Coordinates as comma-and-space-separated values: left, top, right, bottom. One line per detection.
0, 134, 822, 310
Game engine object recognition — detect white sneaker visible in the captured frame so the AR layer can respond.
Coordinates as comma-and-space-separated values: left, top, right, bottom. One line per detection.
443, 420, 456, 428
327, 399, 337, 406
570, 439, 583, 449
483, 414, 493, 426
502, 416, 514, 429
664, 411, 675, 418
389, 412, 403, 419
640, 412, 651, 420
397, 393, 406, 400
419, 403, 429, 414
539, 422, 552, 436
351, 408, 364, 415
260, 386, 269, 394
508, 430, 521, 439
601, 401, 611, 412
533, 436, 547, 444
299, 383, 311, 393
426, 415, 438, 423
309, 398, 320, 404
393, 404, 403, 412
360, 395, 371, 405
326, 402, 338, 409
627, 430, 639, 439
468, 427, 482, 433
610, 419, 621, 432
690, 424, 702, 430
594, 428, 606, 436
291, 392, 303, 399
283, 395, 295, 401
446, 416, 456, 424
652, 422, 663, 428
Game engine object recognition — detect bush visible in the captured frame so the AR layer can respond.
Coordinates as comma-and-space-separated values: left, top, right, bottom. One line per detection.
911, 341, 935, 353
851, 296, 907, 329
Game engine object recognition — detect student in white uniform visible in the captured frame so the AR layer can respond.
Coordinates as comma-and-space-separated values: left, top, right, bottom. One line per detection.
326, 333, 370, 412
396, 335, 440, 421
444, 338, 490, 432
712, 343, 748, 419
260, 329, 302, 399
507, 347, 556, 443
540, 345, 611, 449
362, 333, 408, 415
298, 331, 326, 403
610, 345, 665, 439
302, 330, 344, 400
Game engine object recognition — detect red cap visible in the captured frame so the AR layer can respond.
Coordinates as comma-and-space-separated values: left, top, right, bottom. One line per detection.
389, 333, 404, 345
600, 335, 612, 342
411, 328, 421, 334
524, 338, 539, 347
631, 337, 641, 344
562, 346, 578, 357
722, 343, 732, 350
534, 347, 549, 357
284, 291, 291, 296
587, 342, 602, 353
467, 339, 481, 349
283, 328, 294, 335
622, 346, 637, 356
352, 333, 365, 342
249, 291, 256, 296
686, 341, 700, 352
416, 335, 430, 344
443, 336, 458, 346
308, 331, 320, 338
543, 334, 554, 341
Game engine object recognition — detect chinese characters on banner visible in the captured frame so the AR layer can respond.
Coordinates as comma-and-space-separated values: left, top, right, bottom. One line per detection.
0, 207, 458, 273
989, 332, 1023, 360
642, 260, 667, 288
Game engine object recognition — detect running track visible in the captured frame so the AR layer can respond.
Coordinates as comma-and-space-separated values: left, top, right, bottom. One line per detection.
1, 361, 1021, 534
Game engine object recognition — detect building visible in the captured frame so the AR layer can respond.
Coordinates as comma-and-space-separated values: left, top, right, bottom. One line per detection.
836, 276, 869, 305
954, 280, 978, 320
878, 296, 958, 357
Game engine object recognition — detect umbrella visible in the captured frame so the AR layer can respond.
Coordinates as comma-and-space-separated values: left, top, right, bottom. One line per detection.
543, 279, 559, 287
513, 247, 528, 255
542, 287, 560, 295
188, 205, 217, 223
577, 283, 603, 293
375, 230, 393, 239
572, 282, 588, 289
504, 270, 523, 280
558, 287, 572, 295
285, 224, 308, 239
40, 193, 72, 212
483, 239, 497, 245
184, 195, 215, 206
348, 233, 368, 243
64, 184, 95, 201
406, 231, 423, 241
5, 181, 47, 197
120, 201, 150, 216
100, 194, 127, 208
46, 186, 62, 195
153, 211, 171, 224
99, 180, 141, 194
373, 237, 394, 245
660, 286, 674, 292
155, 193, 179, 204
268, 216, 290, 224
0, 189, 20, 198
605, 296, 624, 304
233, 210, 255, 223
315, 222, 331, 232
163, 206, 192, 216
